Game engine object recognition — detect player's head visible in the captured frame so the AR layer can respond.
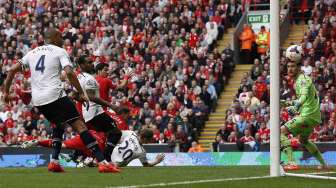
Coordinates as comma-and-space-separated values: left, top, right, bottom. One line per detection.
77, 55, 94, 73
139, 128, 153, 144
287, 61, 299, 78
44, 28, 63, 47
95, 63, 109, 77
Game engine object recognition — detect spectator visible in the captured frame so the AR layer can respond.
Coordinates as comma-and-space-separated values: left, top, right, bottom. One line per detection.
239, 24, 254, 64
219, 123, 231, 141
320, 96, 335, 124
188, 141, 205, 153
227, 131, 238, 143
257, 122, 270, 143
236, 115, 248, 137
213, 134, 225, 152
240, 129, 255, 143
255, 26, 269, 55
301, 59, 313, 76
227, 0, 243, 26
175, 125, 188, 152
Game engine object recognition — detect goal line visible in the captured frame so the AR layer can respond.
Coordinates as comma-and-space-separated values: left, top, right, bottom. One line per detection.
285, 171, 336, 181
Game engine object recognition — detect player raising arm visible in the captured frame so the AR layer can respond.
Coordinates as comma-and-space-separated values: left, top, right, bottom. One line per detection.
95, 63, 129, 111
3, 28, 118, 173
280, 45, 328, 171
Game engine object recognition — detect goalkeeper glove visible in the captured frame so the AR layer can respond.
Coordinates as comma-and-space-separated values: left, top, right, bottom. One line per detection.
280, 100, 291, 107
287, 106, 298, 116
281, 99, 301, 109
292, 100, 301, 109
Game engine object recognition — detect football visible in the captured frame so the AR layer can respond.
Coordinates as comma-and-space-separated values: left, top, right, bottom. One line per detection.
285, 44, 303, 62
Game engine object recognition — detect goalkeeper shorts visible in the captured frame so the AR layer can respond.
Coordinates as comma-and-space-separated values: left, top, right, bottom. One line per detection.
284, 115, 320, 139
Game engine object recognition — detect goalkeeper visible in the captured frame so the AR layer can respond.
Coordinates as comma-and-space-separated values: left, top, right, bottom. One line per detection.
280, 47, 327, 171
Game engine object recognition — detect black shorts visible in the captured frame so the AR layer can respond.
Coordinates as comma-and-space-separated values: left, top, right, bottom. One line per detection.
88, 112, 117, 133
36, 97, 80, 126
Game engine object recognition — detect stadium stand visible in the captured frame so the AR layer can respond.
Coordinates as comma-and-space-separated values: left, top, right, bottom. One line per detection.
0, 0, 243, 152
213, 0, 336, 151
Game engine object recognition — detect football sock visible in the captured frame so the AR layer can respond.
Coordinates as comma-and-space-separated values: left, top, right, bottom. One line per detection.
304, 141, 326, 166
51, 127, 64, 160
39, 139, 52, 147
104, 128, 122, 162
80, 130, 105, 162
280, 133, 295, 164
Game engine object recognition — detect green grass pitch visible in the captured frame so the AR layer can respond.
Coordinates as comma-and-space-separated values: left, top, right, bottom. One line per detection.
0, 166, 335, 188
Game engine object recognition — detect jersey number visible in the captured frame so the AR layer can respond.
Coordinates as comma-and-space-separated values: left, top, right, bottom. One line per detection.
118, 140, 133, 161
35, 55, 46, 73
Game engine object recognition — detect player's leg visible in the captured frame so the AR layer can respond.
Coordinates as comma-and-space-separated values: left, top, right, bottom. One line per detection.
88, 113, 122, 162
70, 119, 120, 172
38, 97, 119, 173
36, 101, 67, 172
62, 131, 105, 157
281, 117, 303, 170
56, 97, 105, 163
51, 126, 64, 162
299, 118, 327, 169
104, 127, 122, 162
22, 138, 67, 148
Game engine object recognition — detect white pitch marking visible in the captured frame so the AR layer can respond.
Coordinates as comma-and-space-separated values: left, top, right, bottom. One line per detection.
285, 172, 336, 180
306, 171, 336, 175
106, 175, 272, 188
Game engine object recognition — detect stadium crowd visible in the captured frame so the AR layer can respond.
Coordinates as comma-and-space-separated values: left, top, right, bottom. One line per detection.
0, 0, 245, 152
214, 0, 336, 151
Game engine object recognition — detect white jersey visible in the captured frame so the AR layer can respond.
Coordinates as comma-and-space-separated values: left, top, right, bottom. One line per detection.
77, 72, 104, 122
111, 131, 148, 166
20, 44, 72, 106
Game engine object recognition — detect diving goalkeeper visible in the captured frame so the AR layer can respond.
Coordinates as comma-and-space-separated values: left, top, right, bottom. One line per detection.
280, 45, 328, 171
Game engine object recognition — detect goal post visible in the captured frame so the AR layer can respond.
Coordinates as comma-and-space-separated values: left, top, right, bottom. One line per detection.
270, 0, 281, 177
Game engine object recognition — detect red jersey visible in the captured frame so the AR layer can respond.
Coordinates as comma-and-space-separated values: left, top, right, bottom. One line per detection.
258, 128, 270, 142
240, 136, 255, 143
107, 111, 129, 130
95, 75, 116, 103
46, 130, 106, 157
164, 129, 174, 140
4, 118, 14, 129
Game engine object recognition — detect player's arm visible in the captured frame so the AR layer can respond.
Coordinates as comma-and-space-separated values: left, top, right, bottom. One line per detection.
294, 77, 311, 108
64, 66, 87, 99
142, 153, 165, 167
59, 50, 89, 104
115, 69, 134, 89
69, 90, 80, 101
116, 79, 128, 89
3, 63, 22, 103
286, 77, 311, 114
85, 89, 121, 112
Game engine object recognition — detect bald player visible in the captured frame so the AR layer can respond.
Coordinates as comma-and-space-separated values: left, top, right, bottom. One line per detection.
3, 28, 119, 173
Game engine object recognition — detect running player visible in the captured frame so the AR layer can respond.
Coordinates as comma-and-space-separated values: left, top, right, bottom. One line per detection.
280, 45, 328, 171
22, 108, 130, 159
3, 28, 118, 173
74, 54, 124, 162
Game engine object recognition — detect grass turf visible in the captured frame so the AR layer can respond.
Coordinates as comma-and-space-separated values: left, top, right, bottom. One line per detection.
0, 166, 335, 188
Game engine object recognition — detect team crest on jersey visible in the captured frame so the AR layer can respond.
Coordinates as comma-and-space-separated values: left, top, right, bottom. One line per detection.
87, 79, 97, 87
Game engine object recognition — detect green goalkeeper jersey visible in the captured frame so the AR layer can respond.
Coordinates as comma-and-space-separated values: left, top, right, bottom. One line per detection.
294, 74, 321, 122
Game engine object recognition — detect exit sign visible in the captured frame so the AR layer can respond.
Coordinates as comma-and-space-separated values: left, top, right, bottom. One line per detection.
247, 14, 270, 24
